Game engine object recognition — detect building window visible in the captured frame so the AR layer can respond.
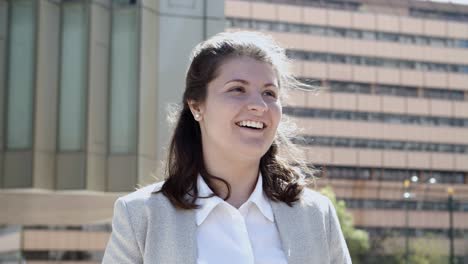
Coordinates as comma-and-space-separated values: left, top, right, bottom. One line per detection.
284, 106, 468, 129
291, 134, 468, 154
410, 7, 468, 23
109, 3, 139, 154
286, 50, 467, 74
342, 198, 468, 212
319, 165, 466, 184
58, 1, 88, 151
423, 88, 465, 101
6, 0, 36, 150
374, 84, 418, 97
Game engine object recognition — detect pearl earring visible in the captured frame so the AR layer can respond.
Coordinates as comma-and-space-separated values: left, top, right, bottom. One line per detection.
194, 113, 201, 121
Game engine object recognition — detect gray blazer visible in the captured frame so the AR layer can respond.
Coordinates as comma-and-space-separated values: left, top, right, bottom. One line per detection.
102, 182, 351, 264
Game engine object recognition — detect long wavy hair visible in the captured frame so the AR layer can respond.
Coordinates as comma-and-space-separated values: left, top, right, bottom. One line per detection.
157, 31, 315, 209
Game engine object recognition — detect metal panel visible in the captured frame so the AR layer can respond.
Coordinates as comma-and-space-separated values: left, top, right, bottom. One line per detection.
4, 151, 33, 188
107, 155, 137, 191
56, 152, 86, 189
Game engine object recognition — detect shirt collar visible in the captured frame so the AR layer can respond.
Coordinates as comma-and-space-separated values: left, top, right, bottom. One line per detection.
195, 175, 224, 226
246, 173, 275, 222
195, 173, 274, 226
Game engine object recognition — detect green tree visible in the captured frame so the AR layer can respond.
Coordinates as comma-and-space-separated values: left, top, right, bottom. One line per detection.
387, 234, 448, 264
320, 186, 370, 263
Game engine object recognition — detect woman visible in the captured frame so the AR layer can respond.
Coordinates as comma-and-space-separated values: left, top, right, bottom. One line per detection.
102, 31, 351, 264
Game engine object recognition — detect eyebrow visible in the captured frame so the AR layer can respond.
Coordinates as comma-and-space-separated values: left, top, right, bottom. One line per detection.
224, 79, 278, 88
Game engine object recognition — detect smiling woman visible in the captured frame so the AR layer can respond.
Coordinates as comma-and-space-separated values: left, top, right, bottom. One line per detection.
102, 31, 351, 264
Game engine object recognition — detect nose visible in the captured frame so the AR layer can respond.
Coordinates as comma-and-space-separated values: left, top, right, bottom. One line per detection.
247, 93, 268, 114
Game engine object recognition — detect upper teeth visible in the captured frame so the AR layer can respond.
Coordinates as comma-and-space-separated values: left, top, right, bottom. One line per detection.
238, 120, 264, 129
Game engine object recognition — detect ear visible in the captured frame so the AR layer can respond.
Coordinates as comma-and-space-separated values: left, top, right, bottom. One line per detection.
187, 99, 204, 121
188, 99, 201, 113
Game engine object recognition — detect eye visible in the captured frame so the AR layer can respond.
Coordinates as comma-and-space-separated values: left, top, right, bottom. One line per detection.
263, 89, 277, 98
229, 86, 245, 93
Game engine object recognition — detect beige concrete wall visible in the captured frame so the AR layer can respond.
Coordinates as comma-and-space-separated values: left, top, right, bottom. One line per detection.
350, 209, 468, 229
254, 3, 275, 21
33, 0, 60, 189
0, 190, 120, 225
86, 0, 111, 191
305, 145, 468, 171
23, 230, 109, 250
289, 88, 468, 119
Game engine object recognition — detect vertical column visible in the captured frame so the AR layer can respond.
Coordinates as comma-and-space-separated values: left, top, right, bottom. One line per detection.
107, 0, 139, 191
56, 0, 89, 189
86, 0, 111, 191
33, 0, 60, 189
0, 0, 7, 187
137, 0, 157, 185
4, 0, 36, 188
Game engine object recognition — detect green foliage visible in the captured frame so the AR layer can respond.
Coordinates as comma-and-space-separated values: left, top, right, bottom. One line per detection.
320, 186, 370, 263
387, 234, 448, 264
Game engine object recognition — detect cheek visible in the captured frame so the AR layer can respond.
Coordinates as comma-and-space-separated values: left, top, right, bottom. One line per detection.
271, 103, 282, 125
204, 105, 234, 130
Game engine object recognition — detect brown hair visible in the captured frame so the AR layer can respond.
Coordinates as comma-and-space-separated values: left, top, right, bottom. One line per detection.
157, 31, 314, 209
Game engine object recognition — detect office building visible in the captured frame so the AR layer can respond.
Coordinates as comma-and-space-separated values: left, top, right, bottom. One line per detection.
225, 0, 468, 261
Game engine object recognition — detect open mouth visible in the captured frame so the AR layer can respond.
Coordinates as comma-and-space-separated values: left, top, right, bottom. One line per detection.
236, 120, 266, 130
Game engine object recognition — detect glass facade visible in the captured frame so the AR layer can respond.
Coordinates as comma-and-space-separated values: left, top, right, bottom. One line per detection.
286, 50, 468, 74
284, 107, 468, 128
299, 79, 466, 101
235, 0, 361, 11
6, 0, 36, 150
317, 165, 466, 184
410, 7, 468, 23
58, 1, 88, 151
343, 198, 468, 212
109, 4, 138, 154
362, 226, 468, 239
293, 135, 468, 154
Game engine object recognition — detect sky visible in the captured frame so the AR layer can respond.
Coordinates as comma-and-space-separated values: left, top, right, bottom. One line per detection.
417, 0, 468, 5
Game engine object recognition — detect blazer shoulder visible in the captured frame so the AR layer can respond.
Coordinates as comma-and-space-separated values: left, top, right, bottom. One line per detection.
118, 181, 165, 207
299, 187, 332, 213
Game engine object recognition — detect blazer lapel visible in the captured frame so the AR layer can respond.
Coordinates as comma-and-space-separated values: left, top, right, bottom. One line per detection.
145, 193, 198, 264
175, 208, 197, 264
271, 200, 311, 264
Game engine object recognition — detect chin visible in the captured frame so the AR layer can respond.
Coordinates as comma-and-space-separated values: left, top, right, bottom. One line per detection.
236, 146, 270, 161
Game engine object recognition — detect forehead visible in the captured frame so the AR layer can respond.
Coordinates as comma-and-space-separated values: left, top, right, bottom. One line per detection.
213, 56, 278, 85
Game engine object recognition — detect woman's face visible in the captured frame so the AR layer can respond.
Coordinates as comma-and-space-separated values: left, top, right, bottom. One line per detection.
193, 56, 282, 162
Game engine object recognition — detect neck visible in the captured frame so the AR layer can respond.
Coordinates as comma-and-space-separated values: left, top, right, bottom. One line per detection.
202, 150, 260, 208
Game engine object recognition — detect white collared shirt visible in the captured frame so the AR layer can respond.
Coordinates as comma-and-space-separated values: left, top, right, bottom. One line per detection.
195, 174, 287, 264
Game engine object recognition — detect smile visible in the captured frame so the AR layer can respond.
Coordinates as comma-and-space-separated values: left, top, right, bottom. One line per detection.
236, 120, 266, 130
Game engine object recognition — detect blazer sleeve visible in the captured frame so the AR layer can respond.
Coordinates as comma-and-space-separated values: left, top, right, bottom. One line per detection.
102, 198, 143, 264
327, 199, 352, 264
